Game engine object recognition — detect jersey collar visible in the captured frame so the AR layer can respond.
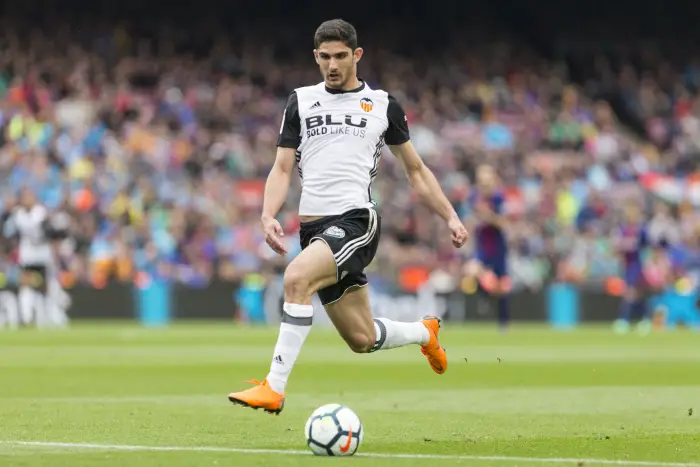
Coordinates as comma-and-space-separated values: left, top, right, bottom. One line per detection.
324, 79, 366, 95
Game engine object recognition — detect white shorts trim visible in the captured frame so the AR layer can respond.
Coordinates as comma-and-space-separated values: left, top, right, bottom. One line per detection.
322, 282, 368, 306
333, 207, 377, 266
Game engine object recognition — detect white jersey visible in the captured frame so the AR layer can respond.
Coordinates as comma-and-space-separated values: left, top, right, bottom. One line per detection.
277, 80, 410, 216
12, 204, 54, 266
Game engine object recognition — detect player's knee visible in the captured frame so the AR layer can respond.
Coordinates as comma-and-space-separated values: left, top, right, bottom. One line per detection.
283, 267, 312, 303
345, 332, 374, 354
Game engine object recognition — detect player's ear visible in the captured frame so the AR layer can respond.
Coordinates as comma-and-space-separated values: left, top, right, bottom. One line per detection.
313, 49, 320, 65
353, 47, 363, 64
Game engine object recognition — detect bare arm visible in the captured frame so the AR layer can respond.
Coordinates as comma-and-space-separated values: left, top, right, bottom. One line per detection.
264, 90, 302, 222
389, 141, 459, 223
261, 147, 296, 222
383, 94, 468, 247
261, 91, 302, 255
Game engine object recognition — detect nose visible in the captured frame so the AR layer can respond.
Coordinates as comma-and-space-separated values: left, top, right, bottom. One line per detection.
328, 58, 339, 71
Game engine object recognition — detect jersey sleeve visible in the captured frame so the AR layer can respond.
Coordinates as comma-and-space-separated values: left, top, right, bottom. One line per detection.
277, 91, 302, 149
385, 95, 410, 145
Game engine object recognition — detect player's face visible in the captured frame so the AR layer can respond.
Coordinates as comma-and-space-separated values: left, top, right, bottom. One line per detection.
20, 188, 36, 208
314, 41, 363, 89
654, 201, 670, 216
477, 167, 496, 191
624, 205, 641, 223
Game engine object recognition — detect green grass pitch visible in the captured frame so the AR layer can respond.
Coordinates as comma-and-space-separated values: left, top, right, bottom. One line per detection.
1, 322, 699, 466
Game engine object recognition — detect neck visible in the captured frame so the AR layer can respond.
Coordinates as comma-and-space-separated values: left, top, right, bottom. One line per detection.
324, 76, 364, 95
342, 76, 361, 91
327, 77, 361, 91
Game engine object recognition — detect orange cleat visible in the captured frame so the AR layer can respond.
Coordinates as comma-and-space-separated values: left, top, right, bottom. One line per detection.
420, 315, 447, 374
228, 379, 285, 415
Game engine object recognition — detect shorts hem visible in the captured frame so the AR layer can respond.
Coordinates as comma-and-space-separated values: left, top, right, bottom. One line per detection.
321, 282, 369, 306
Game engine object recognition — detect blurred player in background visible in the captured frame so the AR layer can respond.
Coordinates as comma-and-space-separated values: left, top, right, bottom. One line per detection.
671, 226, 700, 327
466, 164, 511, 331
227, 19, 468, 415
649, 222, 700, 329
613, 203, 652, 334
680, 226, 700, 291
5, 188, 69, 328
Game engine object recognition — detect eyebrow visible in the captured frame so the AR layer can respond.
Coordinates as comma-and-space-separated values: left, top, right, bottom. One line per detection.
318, 51, 348, 57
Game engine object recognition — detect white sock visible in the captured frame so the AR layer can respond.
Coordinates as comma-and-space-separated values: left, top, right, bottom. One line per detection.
33, 291, 46, 328
266, 302, 313, 394
53, 304, 69, 327
46, 280, 69, 328
371, 318, 430, 351
19, 287, 34, 325
3, 291, 19, 329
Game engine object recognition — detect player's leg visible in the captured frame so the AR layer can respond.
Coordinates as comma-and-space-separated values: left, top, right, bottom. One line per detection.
323, 279, 428, 354
634, 286, 652, 335
0, 290, 20, 330
0, 291, 6, 329
45, 264, 69, 328
614, 275, 638, 334
322, 282, 447, 374
18, 265, 43, 326
492, 257, 510, 331
464, 259, 493, 316
18, 267, 32, 325
267, 239, 337, 391
320, 280, 375, 353
32, 265, 49, 329
319, 204, 447, 372
228, 239, 337, 414
53, 281, 71, 326
471, 256, 510, 329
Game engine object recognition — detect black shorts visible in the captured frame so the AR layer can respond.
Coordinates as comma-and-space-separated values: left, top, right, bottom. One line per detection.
299, 207, 380, 305
21, 264, 48, 289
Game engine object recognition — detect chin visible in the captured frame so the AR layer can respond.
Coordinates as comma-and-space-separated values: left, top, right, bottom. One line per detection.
325, 77, 343, 88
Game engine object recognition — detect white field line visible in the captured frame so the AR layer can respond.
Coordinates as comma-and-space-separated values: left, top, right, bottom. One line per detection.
2, 441, 699, 467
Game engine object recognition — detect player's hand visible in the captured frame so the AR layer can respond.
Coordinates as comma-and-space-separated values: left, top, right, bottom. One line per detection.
261, 215, 287, 256
448, 217, 469, 248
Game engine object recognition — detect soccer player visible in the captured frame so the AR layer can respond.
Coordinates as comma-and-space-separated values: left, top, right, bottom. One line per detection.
613, 203, 651, 334
227, 19, 469, 414
467, 164, 510, 330
7, 188, 67, 328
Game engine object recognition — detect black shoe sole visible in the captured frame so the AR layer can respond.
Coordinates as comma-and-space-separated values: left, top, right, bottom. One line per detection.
228, 396, 285, 415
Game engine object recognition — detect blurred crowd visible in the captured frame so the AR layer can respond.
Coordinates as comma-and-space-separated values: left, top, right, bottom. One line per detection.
0, 15, 698, 295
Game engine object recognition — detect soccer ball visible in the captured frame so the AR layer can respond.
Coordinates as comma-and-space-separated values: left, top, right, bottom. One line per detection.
304, 403, 363, 456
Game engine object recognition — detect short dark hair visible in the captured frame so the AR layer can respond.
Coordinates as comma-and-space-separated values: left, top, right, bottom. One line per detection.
314, 19, 358, 49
